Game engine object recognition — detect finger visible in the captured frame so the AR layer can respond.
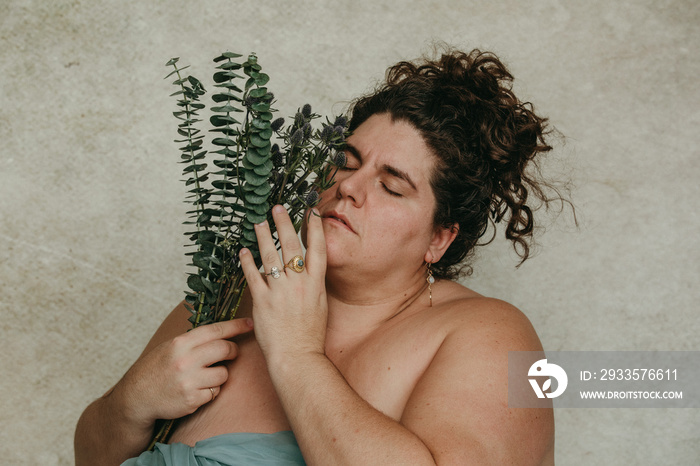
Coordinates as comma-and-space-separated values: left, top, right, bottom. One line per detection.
199, 365, 229, 393
240, 247, 268, 292
196, 339, 240, 368
187, 318, 254, 347
271, 205, 304, 264
253, 220, 284, 273
199, 385, 219, 406
305, 208, 327, 278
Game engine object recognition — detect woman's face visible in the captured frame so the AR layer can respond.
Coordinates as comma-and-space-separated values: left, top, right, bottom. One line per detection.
315, 113, 450, 279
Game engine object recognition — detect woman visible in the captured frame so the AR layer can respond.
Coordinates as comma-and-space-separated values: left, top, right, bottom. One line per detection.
76, 48, 561, 465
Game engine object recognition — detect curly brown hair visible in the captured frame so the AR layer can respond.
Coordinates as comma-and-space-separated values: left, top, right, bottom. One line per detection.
349, 48, 568, 280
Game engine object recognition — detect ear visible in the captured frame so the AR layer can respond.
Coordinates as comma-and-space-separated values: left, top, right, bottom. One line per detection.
424, 224, 458, 264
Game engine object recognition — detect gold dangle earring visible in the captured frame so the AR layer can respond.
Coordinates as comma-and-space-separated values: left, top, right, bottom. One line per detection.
426, 263, 435, 307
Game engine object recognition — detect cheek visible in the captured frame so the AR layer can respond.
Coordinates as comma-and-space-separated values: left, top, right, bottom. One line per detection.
319, 183, 338, 202
379, 207, 435, 244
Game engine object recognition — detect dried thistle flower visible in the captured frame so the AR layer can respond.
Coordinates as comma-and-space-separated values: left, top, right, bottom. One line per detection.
296, 181, 309, 195
320, 124, 334, 143
333, 115, 348, 128
290, 128, 304, 147
271, 144, 284, 166
333, 150, 346, 168
305, 190, 319, 206
293, 112, 305, 129
271, 117, 285, 132
302, 103, 312, 118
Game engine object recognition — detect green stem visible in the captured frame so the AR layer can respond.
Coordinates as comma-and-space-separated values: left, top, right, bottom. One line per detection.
172, 64, 210, 327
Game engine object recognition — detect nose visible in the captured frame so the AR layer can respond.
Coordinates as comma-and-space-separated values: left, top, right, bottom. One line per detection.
335, 169, 366, 207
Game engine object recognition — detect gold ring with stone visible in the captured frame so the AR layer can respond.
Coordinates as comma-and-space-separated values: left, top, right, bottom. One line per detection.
284, 255, 305, 273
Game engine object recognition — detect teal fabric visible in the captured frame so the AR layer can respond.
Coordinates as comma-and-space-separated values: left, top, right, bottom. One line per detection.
121, 431, 306, 466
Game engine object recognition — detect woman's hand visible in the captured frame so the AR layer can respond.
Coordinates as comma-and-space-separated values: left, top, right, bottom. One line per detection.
114, 318, 254, 425
239, 205, 328, 365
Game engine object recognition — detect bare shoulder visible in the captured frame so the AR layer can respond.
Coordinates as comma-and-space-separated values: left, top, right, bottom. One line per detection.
437, 281, 543, 350
139, 300, 192, 356
401, 281, 554, 465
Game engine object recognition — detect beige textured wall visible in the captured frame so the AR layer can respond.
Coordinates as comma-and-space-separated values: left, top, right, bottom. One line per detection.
1, 0, 698, 464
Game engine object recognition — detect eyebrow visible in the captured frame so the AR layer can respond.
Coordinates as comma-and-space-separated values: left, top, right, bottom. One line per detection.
345, 143, 418, 191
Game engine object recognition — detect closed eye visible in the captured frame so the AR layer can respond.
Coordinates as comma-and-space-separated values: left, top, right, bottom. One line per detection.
381, 183, 402, 197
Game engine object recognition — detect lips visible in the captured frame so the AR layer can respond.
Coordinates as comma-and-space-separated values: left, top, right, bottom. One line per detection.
322, 210, 355, 233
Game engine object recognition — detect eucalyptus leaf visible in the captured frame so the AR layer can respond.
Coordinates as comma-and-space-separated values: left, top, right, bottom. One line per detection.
254, 73, 270, 86
213, 200, 246, 213
217, 61, 243, 71
198, 230, 217, 242
183, 163, 207, 173
212, 179, 236, 190
246, 211, 267, 224
244, 170, 268, 186
214, 52, 243, 61
187, 274, 207, 292
213, 71, 240, 83
258, 128, 273, 139
210, 127, 240, 137
212, 159, 237, 169
253, 159, 273, 176
210, 115, 239, 127
248, 87, 268, 98
212, 93, 243, 103
251, 118, 270, 130
243, 191, 269, 205
200, 276, 216, 294
251, 102, 270, 113
212, 137, 236, 147
249, 133, 270, 148
251, 182, 272, 196
244, 148, 269, 166
211, 104, 238, 113
215, 82, 244, 92
249, 201, 269, 216
241, 227, 259, 243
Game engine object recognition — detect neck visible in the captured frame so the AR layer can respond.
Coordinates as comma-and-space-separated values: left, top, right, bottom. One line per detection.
324, 265, 429, 338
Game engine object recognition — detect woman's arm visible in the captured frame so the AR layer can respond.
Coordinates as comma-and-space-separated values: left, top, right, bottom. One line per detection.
268, 302, 553, 465
241, 207, 553, 465
74, 303, 253, 466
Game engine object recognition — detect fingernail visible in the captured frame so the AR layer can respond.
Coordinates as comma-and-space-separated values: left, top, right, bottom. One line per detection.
273, 205, 286, 214
240, 248, 249, 256
254, 220, 268, 228
245, 318, 254, 328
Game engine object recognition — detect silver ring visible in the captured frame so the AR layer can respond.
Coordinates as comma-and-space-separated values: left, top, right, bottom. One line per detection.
266, 266, 281, 279
209, 387, 216, 402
